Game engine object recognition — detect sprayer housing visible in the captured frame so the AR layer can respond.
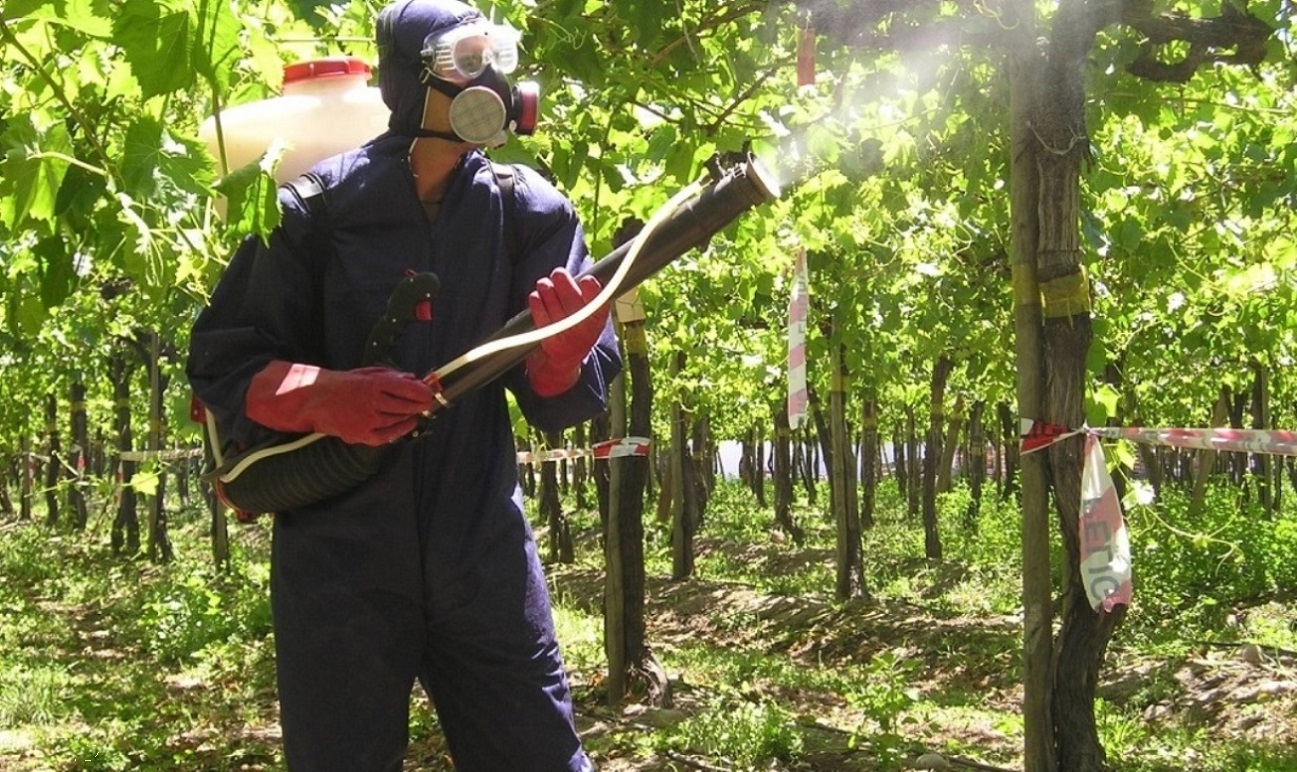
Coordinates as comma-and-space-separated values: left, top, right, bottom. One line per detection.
199, 57, 391, 188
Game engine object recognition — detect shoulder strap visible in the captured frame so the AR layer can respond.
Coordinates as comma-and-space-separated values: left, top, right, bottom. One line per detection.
489, 162, 521, 264
282, 172, 329, 239
281, 172, 333, 355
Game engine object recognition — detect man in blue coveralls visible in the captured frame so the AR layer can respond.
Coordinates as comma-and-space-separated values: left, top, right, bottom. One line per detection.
185, 1, 619, 769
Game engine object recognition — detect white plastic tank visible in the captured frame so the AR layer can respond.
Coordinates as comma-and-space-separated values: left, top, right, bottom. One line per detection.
200, 57, 390, 188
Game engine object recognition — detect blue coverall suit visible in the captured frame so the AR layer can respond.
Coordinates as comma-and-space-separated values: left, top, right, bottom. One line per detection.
186, 134, 618, 769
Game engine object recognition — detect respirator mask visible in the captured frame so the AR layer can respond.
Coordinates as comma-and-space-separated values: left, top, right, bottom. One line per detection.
418, 20, 539, 147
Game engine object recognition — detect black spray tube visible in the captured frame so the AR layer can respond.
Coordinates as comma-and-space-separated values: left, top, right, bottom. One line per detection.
425, 153, 780, 411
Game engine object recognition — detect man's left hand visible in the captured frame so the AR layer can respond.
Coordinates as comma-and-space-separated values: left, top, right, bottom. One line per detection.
526, 268, 609, 397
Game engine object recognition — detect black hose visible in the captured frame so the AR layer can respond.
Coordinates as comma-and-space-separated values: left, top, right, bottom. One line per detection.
216, 439, 385, 514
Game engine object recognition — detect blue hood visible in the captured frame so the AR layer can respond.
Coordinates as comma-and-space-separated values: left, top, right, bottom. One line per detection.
376, 0, 483, 135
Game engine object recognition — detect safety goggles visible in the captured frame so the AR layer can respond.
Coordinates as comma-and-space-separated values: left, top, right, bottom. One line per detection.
421, 20, 520, 83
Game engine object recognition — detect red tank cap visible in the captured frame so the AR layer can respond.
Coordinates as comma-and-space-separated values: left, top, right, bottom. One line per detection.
282, 57, 373, 85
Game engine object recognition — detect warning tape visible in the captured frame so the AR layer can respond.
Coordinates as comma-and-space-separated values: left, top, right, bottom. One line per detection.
1017, 420, 1297, 615
118, 448, 205, 462
1021, 421, 1297, 457
516, 437, 651, 465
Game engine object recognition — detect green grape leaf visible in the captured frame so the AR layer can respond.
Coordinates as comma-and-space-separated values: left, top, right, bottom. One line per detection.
4, 0, 113, 36
122, 116, 165, 198
36, 237, 77, 310
0, 112, 72, 229
191, 0, 243, 92
161, 133, 218, 198
214, 146, 285, 239
112, 0, 194, 99
15, 293, 49, 339
1086, 382, 1121, 426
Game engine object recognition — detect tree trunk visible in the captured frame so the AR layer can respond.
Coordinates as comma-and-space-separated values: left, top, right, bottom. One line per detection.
860, 393, 879, 530
572, 422, 587, 512
807, 383, 834, 492
684, 417, 705, 537
922, 356, 954, 560
893, 426, 908, 501
696, 416, 715, 499
604, 308, 660, 705
109, 354, 140, 555
1008, 2, 1054, 767
670, 352, 694, 580
69, 379, 89, 530
44, 392, 61, 528
604, 372, 630, 703
0, 459, 13, 516
965, 400, 987, 528
591, 412, 610, 531
1103, 360, 1128, 506
690, 415, 711, 526
795, 430, 817, 505
772, 400, 803, 544
1036, 4, 1128, 769
1249, 361, 1274, 515
830, 333, 865, 600
905, 406, 920, 520
1189, 389, 1231, 517
542, 430, 573, 563
1227, 388, 1248, 490
208, 449, 230, 570
937, 394, 964, 494
997, 401, 1020, 500
20, 435, 33, 521
739, 430, 754, 491
146, 332, 173, 563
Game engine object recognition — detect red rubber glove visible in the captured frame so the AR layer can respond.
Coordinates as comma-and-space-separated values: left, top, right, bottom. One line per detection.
526, 268, 610, 397
245, 360, 434, 446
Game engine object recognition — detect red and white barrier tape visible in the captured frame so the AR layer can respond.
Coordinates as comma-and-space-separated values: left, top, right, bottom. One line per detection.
1018, 420, 1297, 614
1020, 421, 1297, 458
1080, 434, 1132, 612
516, 437, 651, 465
118, 448, 206, 462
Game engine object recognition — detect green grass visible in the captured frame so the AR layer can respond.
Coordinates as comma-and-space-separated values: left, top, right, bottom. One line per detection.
0, 662, 74, 726
645, 697, 805, 770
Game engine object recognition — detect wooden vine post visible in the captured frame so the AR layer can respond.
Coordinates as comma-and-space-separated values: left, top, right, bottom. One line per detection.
1006, 0, 1053, 768
771, 397, 802, 544
669, 351, 693, 580
541, 429, 573, 563
921, 355, 953, 559
603, 223, 658, 706
859, 392, 879, 531
604, 369, 630, 703
19, 435, 33, 521
146, 331, 173, 563
69, 378, 89, 530
110, 353, 141, 555
43, 392, 61, 527
829, 316, 865, 600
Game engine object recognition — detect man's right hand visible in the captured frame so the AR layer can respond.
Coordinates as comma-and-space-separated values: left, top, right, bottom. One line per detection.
246, 360, 435, 446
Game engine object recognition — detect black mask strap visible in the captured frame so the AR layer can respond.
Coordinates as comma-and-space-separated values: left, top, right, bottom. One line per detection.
420, 68, 463, 98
